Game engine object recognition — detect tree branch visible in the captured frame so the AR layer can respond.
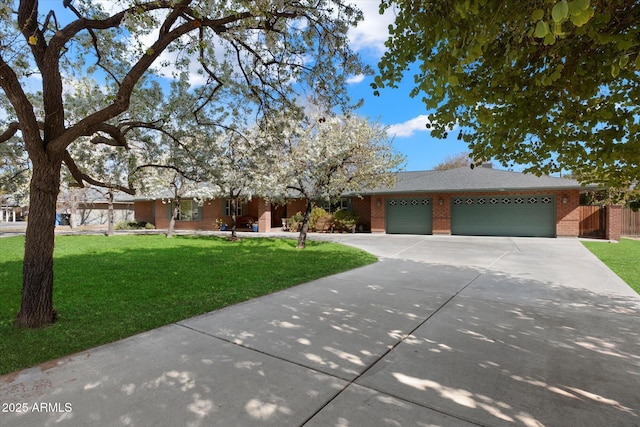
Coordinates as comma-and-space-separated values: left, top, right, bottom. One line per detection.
18, 0, 45, 65
159, 0, 191, 36
135, 163, 203, 183
63, 150, 136, 195
87, 123, 128, 148
193, 26, 225, 118
49, 17, 203, 153
0, 168, 30, 187
0, 122, 20, 144
0, 54, 41, 151
45, 3, 314, 153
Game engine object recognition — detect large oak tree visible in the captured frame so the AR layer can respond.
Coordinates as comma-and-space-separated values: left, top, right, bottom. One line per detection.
374, 0, 640, 188
0, 0, 367, 328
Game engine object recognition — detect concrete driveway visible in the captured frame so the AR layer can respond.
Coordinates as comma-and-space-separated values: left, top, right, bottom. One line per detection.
1, 235, 639, 426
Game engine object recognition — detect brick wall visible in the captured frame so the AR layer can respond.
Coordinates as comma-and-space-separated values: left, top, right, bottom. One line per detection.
202, 199, 223, 229
257, 199, 272, 232
432, 195, 451, 234
286, 199, 308, 217
606, 205, 622, 241
370, 196, 385, 233
134, 201, 154, 224
555, 190, 580, 237
153, 199, 224, 231
351, 196, 371, 231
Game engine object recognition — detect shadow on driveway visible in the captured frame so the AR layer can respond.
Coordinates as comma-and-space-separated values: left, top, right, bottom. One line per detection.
1, 236, 639, 426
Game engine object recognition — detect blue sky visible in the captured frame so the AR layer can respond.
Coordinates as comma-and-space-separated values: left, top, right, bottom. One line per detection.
345, 1, 473, 172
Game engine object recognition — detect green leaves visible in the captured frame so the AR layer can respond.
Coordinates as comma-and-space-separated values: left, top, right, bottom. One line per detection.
533, 0, 592, 44
532, 9, 545, 22
570, 7, 594, 27
534, 20, 549, 38
534, 20, 557, 45
611, 63, 619, 78
568, 0, 593, 26
568, 0, 590, 14
552, 1, 569, 22
375, 0, 640, 188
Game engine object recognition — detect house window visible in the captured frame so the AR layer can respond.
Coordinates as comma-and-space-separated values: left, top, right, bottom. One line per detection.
178, 200, 198, 221
321, 198, 352, 212
225, 199, 244, 216
338, 198, 351, 211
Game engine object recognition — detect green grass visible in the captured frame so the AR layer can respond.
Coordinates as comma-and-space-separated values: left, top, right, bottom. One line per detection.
583, 238, 640, 295
0, 235, 377, 375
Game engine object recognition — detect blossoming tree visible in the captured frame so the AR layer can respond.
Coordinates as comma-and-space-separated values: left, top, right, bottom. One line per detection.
207, 124, 279, 239
269, 113, 405, 248
0, 0, 366, 328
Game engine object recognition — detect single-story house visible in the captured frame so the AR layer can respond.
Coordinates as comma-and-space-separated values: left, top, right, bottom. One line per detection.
56, 188, 135, 226
130, 166, 621, 239
1, 194, 25, 222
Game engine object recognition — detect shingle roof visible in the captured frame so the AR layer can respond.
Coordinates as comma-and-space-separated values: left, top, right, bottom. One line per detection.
118, 167, 599, 202
361, 167, 599, 194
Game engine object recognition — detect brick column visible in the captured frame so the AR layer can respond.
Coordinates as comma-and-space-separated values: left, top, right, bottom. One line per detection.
606, 205, 622, 241
432, 194, 451, 234
258, 199, 272, 233
370, 196, 385, 233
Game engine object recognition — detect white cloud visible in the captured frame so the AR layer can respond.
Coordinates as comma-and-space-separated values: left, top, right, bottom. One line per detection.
387, 115, 431, 138
347, 1, 395, 56
346, 74, 365, 84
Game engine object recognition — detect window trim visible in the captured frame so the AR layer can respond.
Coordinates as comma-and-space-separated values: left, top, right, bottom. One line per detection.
171, 200, 200, 221
224, 199, 245, 217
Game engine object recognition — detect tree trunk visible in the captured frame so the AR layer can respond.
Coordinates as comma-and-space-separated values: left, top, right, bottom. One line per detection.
297, 199, 314, 248
167, 199, 178, 238
230, 196, 238, 239
69, 194, 77, 229
106, 188, 115, 236
15, 158, 62, 328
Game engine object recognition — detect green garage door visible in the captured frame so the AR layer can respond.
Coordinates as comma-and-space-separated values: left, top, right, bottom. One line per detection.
451, 195, 556, 237
386, 198, 432, 234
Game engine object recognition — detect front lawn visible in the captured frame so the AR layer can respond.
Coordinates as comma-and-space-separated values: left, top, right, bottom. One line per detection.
582, 238, 640, 295
0, 235, 377, 375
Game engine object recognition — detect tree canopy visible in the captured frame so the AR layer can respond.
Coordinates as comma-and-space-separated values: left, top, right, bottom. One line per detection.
434, 151, 472, 170
374, 0, 640, 188
0, 0, 367, 328
268, 112, 405, 248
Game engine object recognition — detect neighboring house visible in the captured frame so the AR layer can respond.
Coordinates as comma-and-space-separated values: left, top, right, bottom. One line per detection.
1, 193, 25, 222
129, 166, 621, 238
57, 188, 134, 226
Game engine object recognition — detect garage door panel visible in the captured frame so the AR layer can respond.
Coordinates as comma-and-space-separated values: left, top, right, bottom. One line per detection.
386, 198, 432, 235
451, 195, 555, 237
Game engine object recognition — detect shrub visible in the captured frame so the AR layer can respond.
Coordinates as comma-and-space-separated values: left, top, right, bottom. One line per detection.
309, 207, 332, 232
288, 211, 304, 232
115, 221, 131, 230
115, 221, 155, 230
333, 209, 359, 233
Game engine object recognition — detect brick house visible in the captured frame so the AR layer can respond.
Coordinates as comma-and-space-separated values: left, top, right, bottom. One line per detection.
131, 166, 620, 238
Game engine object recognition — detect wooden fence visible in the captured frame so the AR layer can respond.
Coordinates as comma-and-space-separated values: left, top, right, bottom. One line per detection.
622, 207, 640, 236
578, 205, 606, 238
